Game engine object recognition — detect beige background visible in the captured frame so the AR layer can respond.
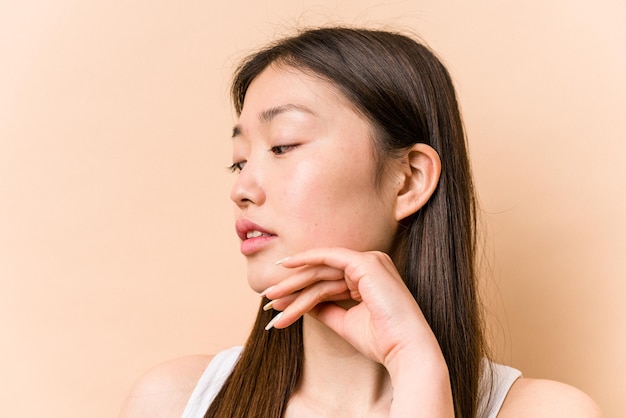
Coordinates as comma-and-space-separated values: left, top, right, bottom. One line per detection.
1, 1, 624, 417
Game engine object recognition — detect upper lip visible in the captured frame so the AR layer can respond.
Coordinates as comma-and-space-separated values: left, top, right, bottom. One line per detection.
235, 218, 276, 241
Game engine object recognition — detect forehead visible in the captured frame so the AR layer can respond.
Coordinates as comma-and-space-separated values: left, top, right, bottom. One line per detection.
239, 64, 356, 119
231, 65, 378, 147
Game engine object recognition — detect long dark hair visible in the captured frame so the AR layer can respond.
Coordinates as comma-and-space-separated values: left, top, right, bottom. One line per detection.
206, 26, 486, 418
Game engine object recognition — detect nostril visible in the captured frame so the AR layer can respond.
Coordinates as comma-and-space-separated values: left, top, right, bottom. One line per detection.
229, 169, 265, 207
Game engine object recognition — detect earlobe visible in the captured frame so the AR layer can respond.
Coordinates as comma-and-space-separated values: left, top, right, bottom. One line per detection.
394, 143, 441, 221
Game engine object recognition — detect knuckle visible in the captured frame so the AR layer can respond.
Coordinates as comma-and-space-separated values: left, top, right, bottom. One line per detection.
366, 250, 391, 263
315, 287, 332, 303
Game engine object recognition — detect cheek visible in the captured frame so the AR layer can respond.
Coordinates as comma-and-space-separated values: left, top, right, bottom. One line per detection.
282, 163, 392, 247
272, 165, 336, 237
278, 160, 324, 213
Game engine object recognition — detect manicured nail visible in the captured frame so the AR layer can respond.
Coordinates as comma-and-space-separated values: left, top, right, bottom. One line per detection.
264, 312, 283, 331
262, 299, 276, 311
275, 257, 291, 265
260, 286, 275, 298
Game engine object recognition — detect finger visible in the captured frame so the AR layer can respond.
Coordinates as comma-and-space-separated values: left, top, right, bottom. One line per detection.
262, 293, 298, 312
307, 302, 370, 353
278, 247, 357, 271
264, 288, 353, 312
280, 249, 405, 300
280, 248, 398, 282
308, 301, 348, 333
263, 265, 345, 299
269, 281, 351, 329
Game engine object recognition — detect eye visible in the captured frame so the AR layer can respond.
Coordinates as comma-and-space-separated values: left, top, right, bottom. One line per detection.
227, 161, 246, 173
270, 144, 298, 155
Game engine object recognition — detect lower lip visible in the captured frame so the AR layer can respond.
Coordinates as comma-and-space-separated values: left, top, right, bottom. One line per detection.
240, 235, 277, 256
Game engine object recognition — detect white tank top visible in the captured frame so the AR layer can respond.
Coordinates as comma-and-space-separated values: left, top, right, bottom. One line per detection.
181, 346, 521, 418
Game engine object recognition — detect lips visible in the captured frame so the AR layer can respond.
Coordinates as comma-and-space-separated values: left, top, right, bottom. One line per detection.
235, 218, 277, 255
235, 218, 275, 240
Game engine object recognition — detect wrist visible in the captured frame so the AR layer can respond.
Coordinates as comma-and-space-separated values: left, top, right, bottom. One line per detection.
383, 332, 448, 380
385, 346, 454, 418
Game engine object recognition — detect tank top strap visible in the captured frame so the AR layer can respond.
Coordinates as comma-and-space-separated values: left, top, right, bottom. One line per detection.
478, 359, 523, 418
181, 346, 243, 418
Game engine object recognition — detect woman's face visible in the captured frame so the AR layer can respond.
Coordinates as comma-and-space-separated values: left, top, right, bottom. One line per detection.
230, 65, 403, 292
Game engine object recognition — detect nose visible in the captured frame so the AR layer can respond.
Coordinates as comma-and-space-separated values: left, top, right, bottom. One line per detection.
229, 162, 266, 209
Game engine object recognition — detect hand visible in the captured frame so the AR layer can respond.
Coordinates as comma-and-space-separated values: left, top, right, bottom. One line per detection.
262, 247, 441, 370
263, 247, 454, 417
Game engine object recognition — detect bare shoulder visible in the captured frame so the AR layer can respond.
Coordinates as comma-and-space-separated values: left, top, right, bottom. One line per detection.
498, 377, 603, 418
118, 354, 214, 418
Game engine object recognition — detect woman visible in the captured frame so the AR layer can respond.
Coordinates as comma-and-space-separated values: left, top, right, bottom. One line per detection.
120, 27, 601, 417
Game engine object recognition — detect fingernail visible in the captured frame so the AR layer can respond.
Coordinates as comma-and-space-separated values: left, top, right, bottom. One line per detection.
259, 286, 275, 298
262, 299, 276, 311
264, 312, 283, 331
275, 257, 290, 265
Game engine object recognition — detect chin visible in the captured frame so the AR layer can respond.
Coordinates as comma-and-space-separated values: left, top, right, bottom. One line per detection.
246, 279, 266, 294
246, 266, 282, 294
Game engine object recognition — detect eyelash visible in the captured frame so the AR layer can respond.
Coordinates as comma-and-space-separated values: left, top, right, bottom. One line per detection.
227, 144, 299, 173
270, 144, 298, 155
227, 161, 246, 173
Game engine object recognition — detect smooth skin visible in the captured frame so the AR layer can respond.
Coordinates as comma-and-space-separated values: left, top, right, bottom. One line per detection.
119, 65, 602, 418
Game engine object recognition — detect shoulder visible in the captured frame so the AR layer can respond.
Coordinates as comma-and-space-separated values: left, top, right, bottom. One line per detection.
498, 377, 603, 418
118, 354, 214, 418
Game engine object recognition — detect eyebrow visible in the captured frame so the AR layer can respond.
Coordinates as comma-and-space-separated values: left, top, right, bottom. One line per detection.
231, 104, 316, 138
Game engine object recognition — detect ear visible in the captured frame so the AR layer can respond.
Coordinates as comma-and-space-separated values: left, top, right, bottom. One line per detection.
394, 143, 441, 221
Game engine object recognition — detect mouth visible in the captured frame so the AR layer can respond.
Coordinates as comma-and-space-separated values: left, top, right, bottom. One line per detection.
236, 218, 276, 240
245, 230, 274, 239
236, 219, 277, 255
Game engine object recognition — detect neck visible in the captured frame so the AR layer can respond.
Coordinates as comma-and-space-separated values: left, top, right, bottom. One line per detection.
287, 314, 392, 417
